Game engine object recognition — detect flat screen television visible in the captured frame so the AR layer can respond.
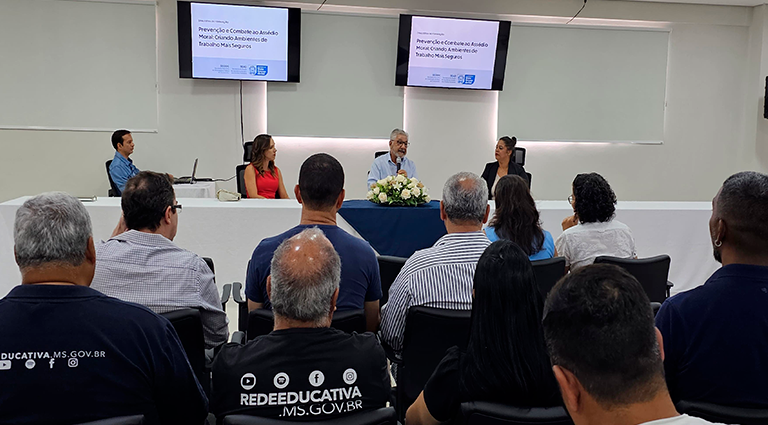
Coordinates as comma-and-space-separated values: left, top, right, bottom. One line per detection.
396, 15, 511, 90
178, 1, 300, 82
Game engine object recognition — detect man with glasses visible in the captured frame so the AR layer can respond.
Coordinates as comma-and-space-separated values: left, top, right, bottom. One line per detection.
367, 128, 419, 189
91, 171, 229, 349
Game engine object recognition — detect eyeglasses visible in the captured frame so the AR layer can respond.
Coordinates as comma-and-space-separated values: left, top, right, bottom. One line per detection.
567, 195, 574, 204
171, 204, 183, 214
395, 140, 410, 147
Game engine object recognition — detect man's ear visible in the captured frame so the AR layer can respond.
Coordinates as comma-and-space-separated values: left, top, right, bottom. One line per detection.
656, 327, 665, 362
266, 276, 272, 299
85, 237, 97, 265
335, 189, 346, 209
163, 206, 173, 225
482, 204, 490, 224
294, 185, 302, 204
330, 288, 339, 314
440, 201, 447, 221
714, 218, 727, 244
553, 365, 582, 415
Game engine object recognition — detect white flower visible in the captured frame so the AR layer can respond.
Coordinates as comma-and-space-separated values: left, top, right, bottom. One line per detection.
378, 192, 388, 202
373, 187, 380, 195
410, 177, 419, 184
396, 174, 406, 183
367, 191, 374, 199
411, 187, 421, 197
386, 175, 394, 182
423, 187, 429, 195
401, 189, 411, 199
407, 182, 416, 189
393, 183, 402, 190
425, 195, 431, 202
377, 179, 387, 186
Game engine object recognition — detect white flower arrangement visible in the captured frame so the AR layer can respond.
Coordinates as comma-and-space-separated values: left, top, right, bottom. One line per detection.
368, 176, 430, 206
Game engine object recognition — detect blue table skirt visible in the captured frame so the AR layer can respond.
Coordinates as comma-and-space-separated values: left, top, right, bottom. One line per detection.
338, 200, 446, 258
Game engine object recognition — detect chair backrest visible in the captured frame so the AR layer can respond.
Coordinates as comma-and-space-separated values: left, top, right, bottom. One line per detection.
330, 309, 366, 333
400, 306, 472, 408
458, 402, 573, 425
525, 172, 532, 188
377, 255, 408, 305
105, 160, 120, 197
531, 257, 566, 297
243, 141, 254, 163
222, 407, 397, 425
202, 257, 215, 274
676, 400, 768, 425
374, 151, 388, 159
513, 147, 526, 166
593, 255, 671, 303
247, 309, 367, 341
77, 416, 145, 425
236, 164, 249, 197
160, 308, 208, 395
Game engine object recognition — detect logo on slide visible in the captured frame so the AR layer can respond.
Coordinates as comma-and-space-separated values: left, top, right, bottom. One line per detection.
249, 65, 268, 76
458, 74, 476, 85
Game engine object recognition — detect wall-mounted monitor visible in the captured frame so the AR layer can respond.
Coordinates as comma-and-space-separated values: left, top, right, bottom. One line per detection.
178, 1, 300, 82
396, 15, 510, 90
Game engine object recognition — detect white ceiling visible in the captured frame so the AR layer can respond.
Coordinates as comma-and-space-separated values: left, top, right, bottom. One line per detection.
622, 0, 764, 7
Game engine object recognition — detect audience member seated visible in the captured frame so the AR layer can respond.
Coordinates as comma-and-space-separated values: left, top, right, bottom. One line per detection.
555, 172, 635, 271
367, 128, 418, 190
246, 153, 382, 332
543, 264, 719, 425
91, 171, 228, 349
244, 133, 289, 199
406, 240, 561, 425
656, 171, 768, 408
0, 192, 207, 425
109, 129, 139, 194
212, 228, 390, 421
380, 172, 491, 356
480, 136, 529, 199
485, 174, 555, 260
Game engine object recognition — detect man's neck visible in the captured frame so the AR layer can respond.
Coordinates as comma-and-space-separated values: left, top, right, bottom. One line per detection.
720, 249, 768, 267
583, 391, 679, 425
299, 208, 337, 226
444, 221, 483, 234
21, 268, 88, 287
135, 227, 173, 241
118, 151, 130, 160
274, 315, 331, 331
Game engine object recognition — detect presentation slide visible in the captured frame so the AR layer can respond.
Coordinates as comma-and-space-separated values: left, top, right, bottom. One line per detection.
190, 3, 288, 81
407, 17, 500, 89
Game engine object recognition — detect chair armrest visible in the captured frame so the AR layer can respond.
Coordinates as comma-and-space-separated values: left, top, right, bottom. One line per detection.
231, 331, 246, 345
220, 283, 232, 311
378, 335, 402, 365
666, 280, 674, 298
232, 282, 249, 333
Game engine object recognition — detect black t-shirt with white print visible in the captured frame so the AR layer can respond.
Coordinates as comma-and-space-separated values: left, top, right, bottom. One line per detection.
211, 327, 390, 421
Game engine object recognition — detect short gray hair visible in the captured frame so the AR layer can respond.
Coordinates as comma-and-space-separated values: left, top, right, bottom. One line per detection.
442, 172, 488, 224
390, 128, 408, 141
270, 228, 341, 326
14, 192, 93, 270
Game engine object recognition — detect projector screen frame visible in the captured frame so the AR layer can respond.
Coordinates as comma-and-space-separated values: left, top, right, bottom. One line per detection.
395, 14, 511, 91
177, 1, 301, 82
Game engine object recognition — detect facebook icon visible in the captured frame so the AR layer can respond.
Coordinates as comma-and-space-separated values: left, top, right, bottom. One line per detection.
309, 370, 325, 387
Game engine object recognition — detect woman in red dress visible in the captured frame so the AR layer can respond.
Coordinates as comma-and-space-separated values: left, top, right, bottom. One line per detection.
244, 134, 289, 199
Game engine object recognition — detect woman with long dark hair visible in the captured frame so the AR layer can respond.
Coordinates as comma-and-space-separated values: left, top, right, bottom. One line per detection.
486, 175, 554, 260
556, 172, 635, 271
406, 241, 561, 424
244, 134, 289, 199
480, 136, 529, 200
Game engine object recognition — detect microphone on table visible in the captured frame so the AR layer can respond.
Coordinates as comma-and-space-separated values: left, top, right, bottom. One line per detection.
396, 156, 402, 172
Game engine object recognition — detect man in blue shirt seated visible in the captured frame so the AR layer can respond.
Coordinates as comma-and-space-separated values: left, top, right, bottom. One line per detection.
246, 153, 382, 332
367, 128, 418, 190
212, 228, 390, 421
109, 129, 139, 194
0, 192, 208, 425
656, 171, 768, 408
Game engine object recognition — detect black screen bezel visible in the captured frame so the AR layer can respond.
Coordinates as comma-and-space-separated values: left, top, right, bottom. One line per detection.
396, 14, 511, 91
177, 1, 300, 82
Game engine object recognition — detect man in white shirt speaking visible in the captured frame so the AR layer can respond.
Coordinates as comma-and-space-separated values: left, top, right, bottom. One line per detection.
367, 129, 418, 190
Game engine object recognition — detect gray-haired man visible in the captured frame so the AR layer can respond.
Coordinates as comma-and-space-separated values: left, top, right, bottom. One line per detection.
380, 172, 491, 355
0, 192, 207, 425
211, 228, 390, 421
367, 128, 418, 189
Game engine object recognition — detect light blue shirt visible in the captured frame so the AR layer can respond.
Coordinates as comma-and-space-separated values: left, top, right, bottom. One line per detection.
485, 227, 555, 261
109, 151, 140, 194
367, 154, 418, 189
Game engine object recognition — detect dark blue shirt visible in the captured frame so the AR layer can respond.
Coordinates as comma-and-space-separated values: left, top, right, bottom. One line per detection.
0, 285, 208, 425
109, 151, 140, 193
245, 224, 382, 310
656, 264, 768, 408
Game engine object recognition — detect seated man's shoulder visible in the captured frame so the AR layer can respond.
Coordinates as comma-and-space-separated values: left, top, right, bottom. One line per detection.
326, 228, 376, 257
252, 227, 305, 257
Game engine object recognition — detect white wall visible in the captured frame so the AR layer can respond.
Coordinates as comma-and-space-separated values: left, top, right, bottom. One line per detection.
0, 0, 766, 205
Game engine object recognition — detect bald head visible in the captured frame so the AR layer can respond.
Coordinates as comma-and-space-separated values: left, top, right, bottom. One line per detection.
711, 171, 768, 262
269, 228, 341, 326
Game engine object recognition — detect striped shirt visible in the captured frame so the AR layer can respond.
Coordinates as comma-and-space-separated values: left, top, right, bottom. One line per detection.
91, 230, 229, 349
380, 231, 491, 353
